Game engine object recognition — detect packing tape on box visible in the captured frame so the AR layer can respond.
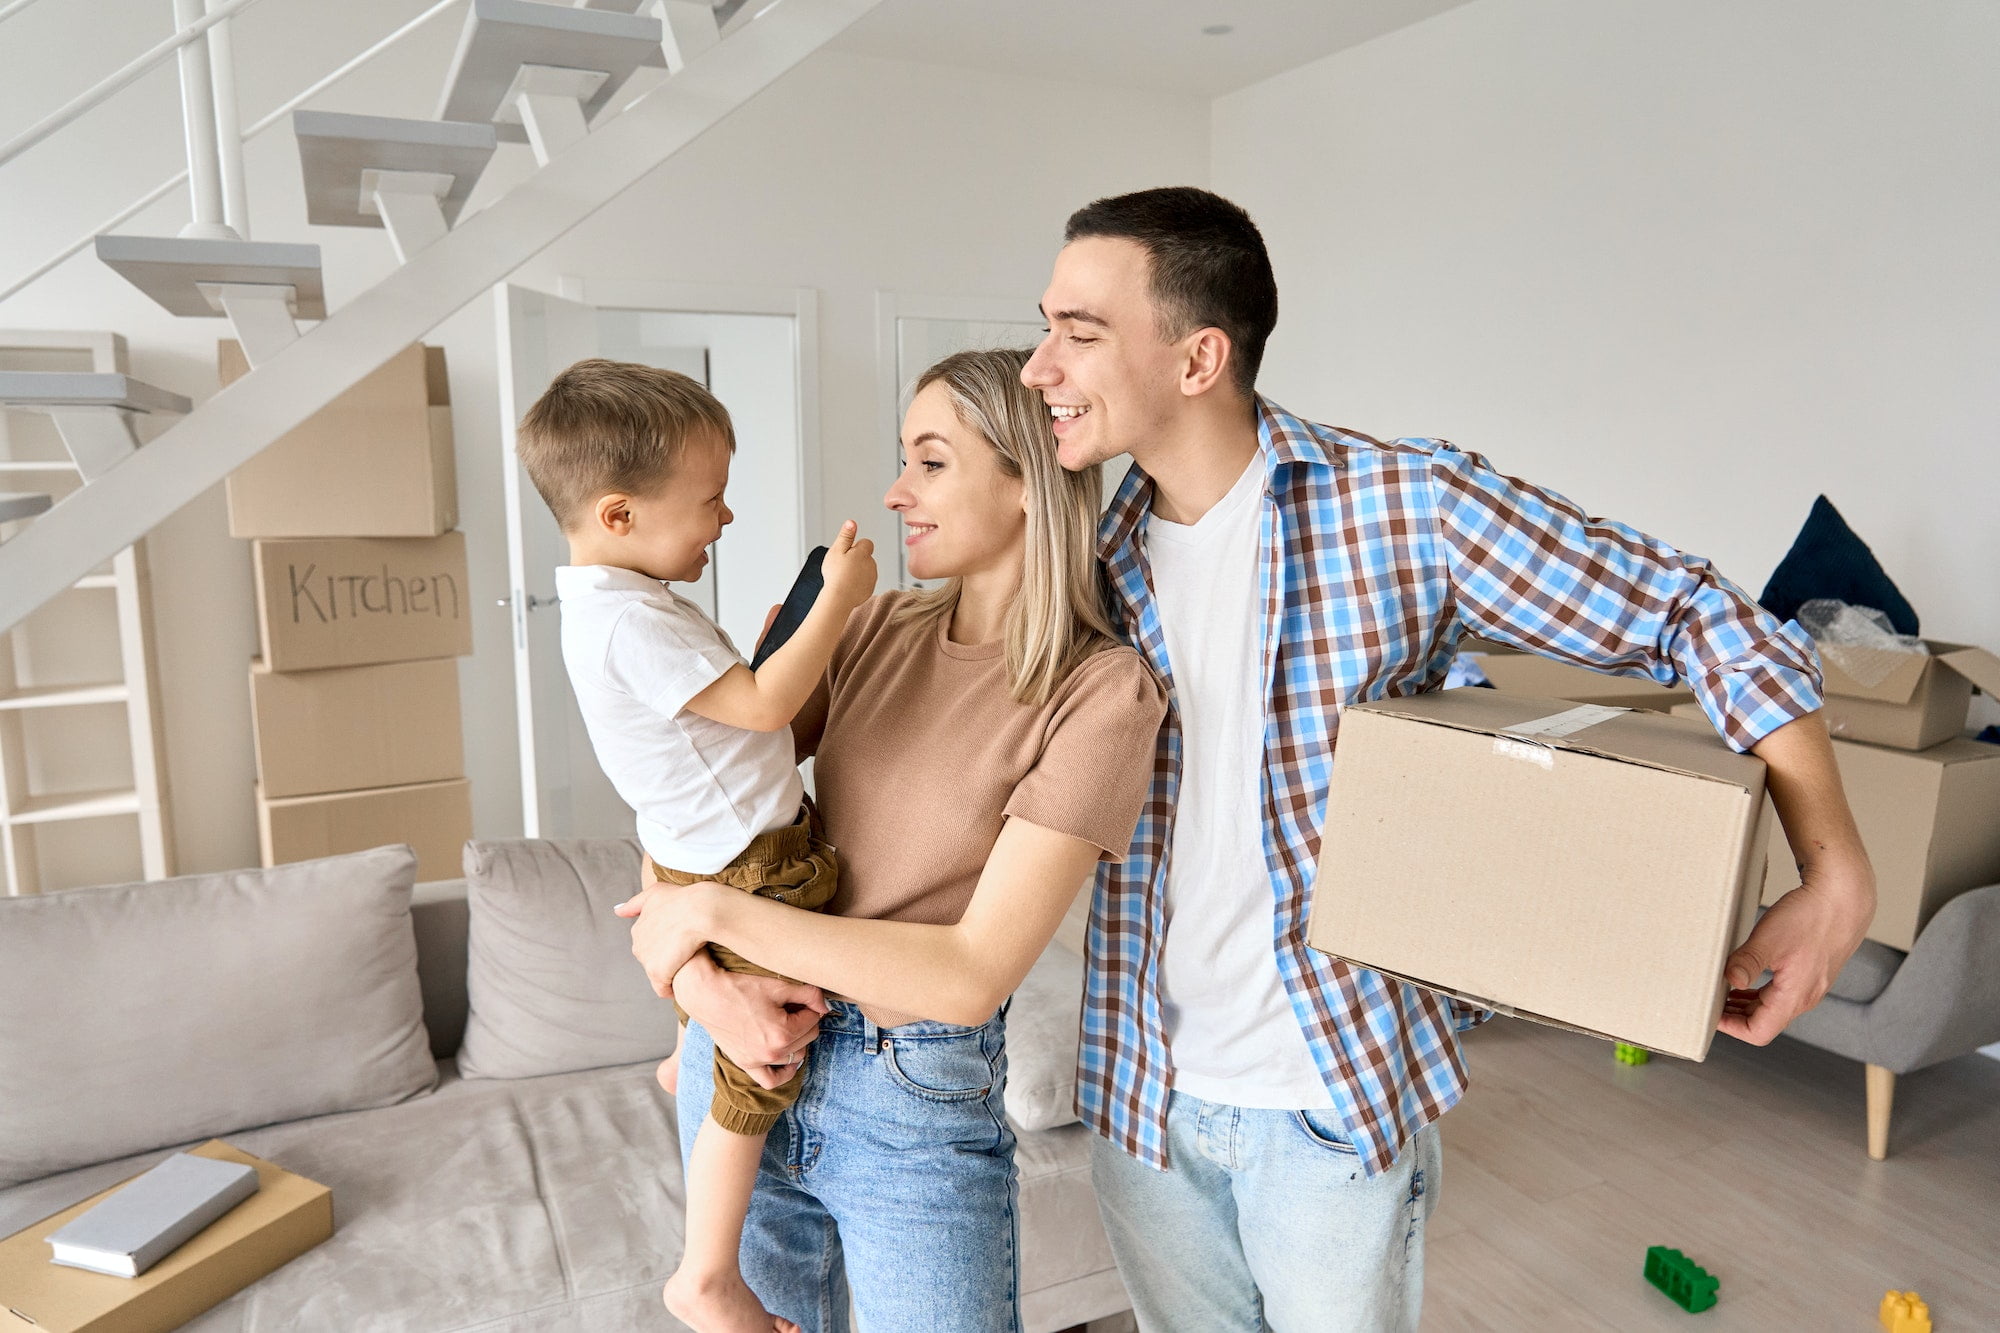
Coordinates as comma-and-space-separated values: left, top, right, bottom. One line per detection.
1493, 703, 1630, 767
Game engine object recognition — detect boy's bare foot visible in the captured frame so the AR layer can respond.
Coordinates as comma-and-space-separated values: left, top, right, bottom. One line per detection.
663, 1268, 798, 1333
655, 1051, 681, 1096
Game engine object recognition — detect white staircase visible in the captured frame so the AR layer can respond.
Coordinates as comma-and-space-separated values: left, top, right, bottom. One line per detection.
0, 0, 882, 636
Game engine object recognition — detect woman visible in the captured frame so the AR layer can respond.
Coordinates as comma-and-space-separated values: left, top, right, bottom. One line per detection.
621, 347, 1166, 1333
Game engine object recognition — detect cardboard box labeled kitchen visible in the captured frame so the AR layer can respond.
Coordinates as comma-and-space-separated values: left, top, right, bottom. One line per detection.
221, 339, 457, 539
252, 532, 471, 672
1816, 638, 2000, 751
250, 657, 464, 799
0, 1140, 330, 1333
1308, 690, 1770, 1059
1460, 638, 1694, 712
258, 777, 471, 883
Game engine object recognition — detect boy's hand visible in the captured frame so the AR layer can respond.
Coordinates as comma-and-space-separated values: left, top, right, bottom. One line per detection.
818, 520, 877, 612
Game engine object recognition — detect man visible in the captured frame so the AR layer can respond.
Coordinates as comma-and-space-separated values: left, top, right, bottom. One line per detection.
1019, 186, 1875, 1330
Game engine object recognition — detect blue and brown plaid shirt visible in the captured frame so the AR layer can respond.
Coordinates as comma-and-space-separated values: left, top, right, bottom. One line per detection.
1082, 398, 1824, 1177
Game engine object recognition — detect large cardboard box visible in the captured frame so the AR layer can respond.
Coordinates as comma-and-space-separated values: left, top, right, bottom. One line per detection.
1815, 638, 2000, 751
249, 657, 465, 799
221, 340, 457, 539
1674, 701, 2000, 951
252, 533, 472, 672
258, 777, 471, 883
0, 1141, 331, 1333
1461, 640, 1694, 712
1308, 690, 1770, 1059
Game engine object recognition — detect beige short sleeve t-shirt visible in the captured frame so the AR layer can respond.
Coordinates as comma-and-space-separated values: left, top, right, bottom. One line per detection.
799, 592, 1166, 936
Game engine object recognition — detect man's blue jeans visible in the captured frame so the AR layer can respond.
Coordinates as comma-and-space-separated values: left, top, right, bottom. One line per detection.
1091, 1091, 1441, 1331
677, 1002, 1020, 1333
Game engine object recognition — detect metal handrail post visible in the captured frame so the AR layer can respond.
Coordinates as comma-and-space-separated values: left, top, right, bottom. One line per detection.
172, 0, 237, 239
206, 0, 250, 238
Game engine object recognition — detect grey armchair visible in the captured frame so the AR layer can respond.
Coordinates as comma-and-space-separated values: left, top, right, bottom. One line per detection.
1781, 883, 2000, 1159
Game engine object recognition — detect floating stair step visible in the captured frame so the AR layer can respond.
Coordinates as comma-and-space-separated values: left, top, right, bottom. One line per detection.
6, 788, 142, 825
437, 0, 666, 143
0, 493, 53, 524
94, 235, 326, 319
0, 460, 80, 475
0, 372, 191, 416
294, 110, 499, 230
0, 681, 130, 711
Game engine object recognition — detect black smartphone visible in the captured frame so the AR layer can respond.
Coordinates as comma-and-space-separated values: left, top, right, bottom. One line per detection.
750, 546, 827, 669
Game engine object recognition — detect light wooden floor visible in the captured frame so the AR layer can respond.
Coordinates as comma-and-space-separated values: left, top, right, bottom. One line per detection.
1425, 1018, 2000, 1331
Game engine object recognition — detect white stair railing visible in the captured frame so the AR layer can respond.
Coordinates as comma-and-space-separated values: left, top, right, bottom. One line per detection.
0, 0, 883, 634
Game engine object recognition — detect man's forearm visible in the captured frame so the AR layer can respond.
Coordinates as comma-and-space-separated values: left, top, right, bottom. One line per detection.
1752, 711, 1869, 887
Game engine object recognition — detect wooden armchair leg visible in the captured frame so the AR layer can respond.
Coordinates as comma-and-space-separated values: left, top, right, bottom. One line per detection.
1866, 1063, 1895, 1161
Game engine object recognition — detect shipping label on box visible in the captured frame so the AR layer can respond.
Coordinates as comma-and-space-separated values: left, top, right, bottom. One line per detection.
1307, 690, 1769, 1060
250, 657, 465, 799
222, 340, 457, 539
253, 533, 472, 672
258, 777, 471, 884
0, 1140, 330, 1333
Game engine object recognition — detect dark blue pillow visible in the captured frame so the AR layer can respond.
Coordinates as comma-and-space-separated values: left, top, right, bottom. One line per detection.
1759, 495, 1918, 636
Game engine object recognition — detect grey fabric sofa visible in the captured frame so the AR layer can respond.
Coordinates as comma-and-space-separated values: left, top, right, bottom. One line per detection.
0, 844, 1129, 1332
1780, 883, 2000, 1160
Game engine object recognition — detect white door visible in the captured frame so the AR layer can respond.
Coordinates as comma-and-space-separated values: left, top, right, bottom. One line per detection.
496, 285, 804, 839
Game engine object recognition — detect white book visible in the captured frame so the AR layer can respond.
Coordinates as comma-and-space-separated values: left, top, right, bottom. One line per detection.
46, 1153, 260, 1278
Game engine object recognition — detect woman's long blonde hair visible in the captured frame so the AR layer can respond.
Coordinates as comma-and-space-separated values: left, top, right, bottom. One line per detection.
893, 347, 1121, 706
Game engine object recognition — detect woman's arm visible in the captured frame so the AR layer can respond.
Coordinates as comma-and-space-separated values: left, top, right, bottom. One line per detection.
625, 817, 1101, 1026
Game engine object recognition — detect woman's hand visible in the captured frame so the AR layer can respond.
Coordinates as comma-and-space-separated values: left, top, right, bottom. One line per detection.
618, 879, 728, 1000
673, 952, 827, 1089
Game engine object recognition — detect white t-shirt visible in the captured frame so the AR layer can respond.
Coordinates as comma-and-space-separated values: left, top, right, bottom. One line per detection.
554, 565, 804, 874
1146, 456, 1336, 1111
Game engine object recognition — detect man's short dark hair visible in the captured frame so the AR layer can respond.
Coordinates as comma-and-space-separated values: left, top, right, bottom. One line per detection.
1064, 186, 1277, 398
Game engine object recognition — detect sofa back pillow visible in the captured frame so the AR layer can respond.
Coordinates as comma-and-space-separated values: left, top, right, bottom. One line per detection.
457, 838, 677, 1079
0, 845, 436, 1188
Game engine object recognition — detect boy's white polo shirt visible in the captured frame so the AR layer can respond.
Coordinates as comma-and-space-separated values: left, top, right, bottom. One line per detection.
554, 565, 803, 875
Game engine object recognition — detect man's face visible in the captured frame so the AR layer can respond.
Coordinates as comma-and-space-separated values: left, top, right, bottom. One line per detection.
1022, 236, 1189, 472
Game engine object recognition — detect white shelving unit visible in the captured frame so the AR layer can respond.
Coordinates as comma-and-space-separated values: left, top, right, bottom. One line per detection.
0, 330, 174, 894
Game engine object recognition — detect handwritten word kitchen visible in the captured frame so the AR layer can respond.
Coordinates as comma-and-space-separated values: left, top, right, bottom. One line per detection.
285, 563, 462, 625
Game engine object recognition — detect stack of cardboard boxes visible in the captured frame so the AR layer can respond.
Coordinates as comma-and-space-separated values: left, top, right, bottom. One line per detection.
224, 341, 473, 883
1681, 639, 2000, 952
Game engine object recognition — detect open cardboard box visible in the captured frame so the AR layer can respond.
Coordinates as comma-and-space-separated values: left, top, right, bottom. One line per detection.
1307, 690, 1770, 1059
0, 1141, 330, 1333
1458, 638, 1694, 712
1816, 638, 2000, 751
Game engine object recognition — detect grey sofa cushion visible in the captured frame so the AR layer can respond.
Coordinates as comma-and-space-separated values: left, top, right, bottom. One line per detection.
457, 838, 677, 1080
1828, 936, 1905, 1004
1007, 943, 1085, 1131
0, 845, 436, 1189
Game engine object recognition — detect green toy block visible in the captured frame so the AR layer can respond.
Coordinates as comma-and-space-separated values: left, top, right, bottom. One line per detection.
1644, 1245, 1719, 1313
1615, 1042, 1650, 1066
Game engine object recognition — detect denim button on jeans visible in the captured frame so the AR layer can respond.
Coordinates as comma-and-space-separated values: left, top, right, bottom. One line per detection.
677, 1001, 1021, 1333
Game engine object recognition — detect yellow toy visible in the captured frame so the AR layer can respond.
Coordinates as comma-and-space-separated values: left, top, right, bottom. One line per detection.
1879, 1289, 1931, 1333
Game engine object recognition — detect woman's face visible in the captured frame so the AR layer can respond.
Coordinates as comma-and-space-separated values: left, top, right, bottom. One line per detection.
885, 381, 1027, 585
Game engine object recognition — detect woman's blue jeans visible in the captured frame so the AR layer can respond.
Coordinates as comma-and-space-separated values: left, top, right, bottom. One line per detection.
677, 1001, 1020, 1333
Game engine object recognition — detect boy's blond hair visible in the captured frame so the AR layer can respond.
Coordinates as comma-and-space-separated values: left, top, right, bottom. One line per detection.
517, 358, 735, 530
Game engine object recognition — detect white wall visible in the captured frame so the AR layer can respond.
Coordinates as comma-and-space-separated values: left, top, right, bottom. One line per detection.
1213, 0, 2000, 706
1, 9, 1206, 873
